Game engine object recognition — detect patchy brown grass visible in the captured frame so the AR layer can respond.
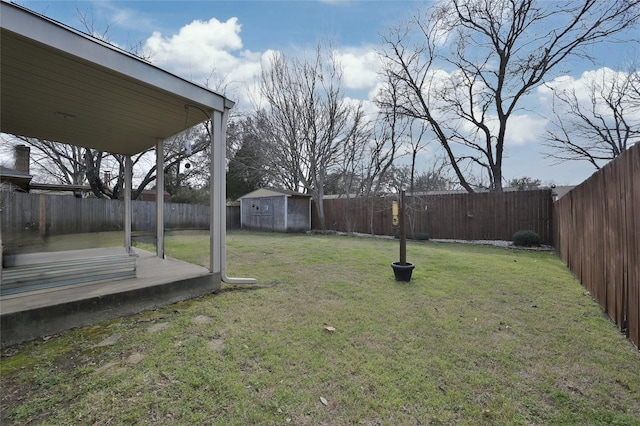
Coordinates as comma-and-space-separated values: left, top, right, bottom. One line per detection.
1, 231, 639, 425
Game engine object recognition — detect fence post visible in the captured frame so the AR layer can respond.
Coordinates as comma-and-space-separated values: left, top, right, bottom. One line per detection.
39, 194, 46, 241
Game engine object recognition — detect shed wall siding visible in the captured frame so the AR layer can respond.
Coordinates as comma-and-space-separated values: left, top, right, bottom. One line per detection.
240, 195, 287, 232
287, 198, 311, 232
273, 196, 286, 232
239, 195, 310, 232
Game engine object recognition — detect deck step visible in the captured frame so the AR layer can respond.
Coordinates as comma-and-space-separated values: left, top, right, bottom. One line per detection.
1, 254, 136, 296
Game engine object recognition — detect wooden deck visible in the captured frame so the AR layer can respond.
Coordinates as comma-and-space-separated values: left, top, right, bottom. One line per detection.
0, 247, 221, 347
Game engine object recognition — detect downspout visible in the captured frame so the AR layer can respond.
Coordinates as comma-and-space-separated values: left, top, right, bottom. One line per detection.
156, 138, 164, 259
211, 106, 256, 284
283, 195, 288, 232
124, 155, 132, 254
0, 191, 3, 283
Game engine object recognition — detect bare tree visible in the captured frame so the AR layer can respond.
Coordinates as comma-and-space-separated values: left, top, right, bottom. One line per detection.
354, 73, 411, 200
543, 66, 640, 168
334, 102, 371, 198
75, 4, 153, 61
257, 42, 364, 229
380, 0, 640, 192
404, 121, 430, 195
6, 136, 86, 186
7, 120, 210, 200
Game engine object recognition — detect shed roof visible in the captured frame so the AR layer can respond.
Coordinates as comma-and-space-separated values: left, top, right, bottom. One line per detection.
0, 2, 234, 156
239, 188, 312, 200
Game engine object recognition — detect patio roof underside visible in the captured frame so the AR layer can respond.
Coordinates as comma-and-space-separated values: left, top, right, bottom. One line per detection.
0, 2, 232, 156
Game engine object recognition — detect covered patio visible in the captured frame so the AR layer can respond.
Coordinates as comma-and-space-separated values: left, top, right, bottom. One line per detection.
0, 2, 254, 347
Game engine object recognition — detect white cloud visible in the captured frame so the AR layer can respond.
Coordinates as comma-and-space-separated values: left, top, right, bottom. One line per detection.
142, 17, 270, 107
504, 114, 548, 146
538, 67, 637, 114
335, 48, 381, 90
145, 17, 249, 78
537, 67, 640, 144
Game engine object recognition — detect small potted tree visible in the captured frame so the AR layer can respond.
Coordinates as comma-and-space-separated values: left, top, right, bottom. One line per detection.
391, 190, 414, 282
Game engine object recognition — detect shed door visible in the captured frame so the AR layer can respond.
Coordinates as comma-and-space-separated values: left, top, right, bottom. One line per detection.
252, 197, 273, 231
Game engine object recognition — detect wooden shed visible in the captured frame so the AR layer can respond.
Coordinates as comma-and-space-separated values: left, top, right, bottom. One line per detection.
239, 188, 312, 232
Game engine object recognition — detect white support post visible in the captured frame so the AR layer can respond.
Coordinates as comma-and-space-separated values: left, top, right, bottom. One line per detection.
124, 155, 132, 254
156, 138, 164, 259
210, 113, 221, 274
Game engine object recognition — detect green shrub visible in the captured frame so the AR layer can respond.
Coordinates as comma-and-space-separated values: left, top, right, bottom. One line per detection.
513, 230, 541, 247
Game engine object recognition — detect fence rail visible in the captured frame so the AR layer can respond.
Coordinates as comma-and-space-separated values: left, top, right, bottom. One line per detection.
314, 190, 553, 244
553, 143, 639, 348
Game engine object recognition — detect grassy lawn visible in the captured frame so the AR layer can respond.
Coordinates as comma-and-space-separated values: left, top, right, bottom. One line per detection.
1, 231, 639, 425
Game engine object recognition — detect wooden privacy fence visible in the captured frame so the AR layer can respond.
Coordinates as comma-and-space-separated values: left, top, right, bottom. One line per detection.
554, 143, 639, 349
0, 192, 241, 250
314, 189, 553, 244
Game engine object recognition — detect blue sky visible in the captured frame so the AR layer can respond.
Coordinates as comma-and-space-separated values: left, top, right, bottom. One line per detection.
13, 0, 640, 186
26, 1, 423, 51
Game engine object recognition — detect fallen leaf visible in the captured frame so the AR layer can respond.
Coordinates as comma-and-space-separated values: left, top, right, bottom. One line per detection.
320, 396, 328, 406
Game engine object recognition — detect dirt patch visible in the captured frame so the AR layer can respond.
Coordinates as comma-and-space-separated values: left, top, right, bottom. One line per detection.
192, 315, 213, 325
94, 360, 120, 375
126, 352, 144, 365
93, 333, 122, 348
147, 322, 170, 333
208, 339, 225, 352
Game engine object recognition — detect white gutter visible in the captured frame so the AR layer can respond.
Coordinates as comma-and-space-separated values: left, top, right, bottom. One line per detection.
283, 195, 288, 231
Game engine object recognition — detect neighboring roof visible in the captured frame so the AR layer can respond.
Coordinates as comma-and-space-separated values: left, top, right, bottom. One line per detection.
28, 183, 91, 192
550, 185, 575, 200
239, 188, 312, 200
0, 165, 31, 179
0, 165, 32, 190
0, 1, 234, 156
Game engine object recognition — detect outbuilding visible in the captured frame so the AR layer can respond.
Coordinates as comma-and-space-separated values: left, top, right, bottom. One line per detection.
239, 188, 312, 232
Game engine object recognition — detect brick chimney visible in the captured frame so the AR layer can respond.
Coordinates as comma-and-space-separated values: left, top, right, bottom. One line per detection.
15, 145, 30, 174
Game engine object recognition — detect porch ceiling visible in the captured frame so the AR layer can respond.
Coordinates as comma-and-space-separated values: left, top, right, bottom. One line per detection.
0, 2, 233, 156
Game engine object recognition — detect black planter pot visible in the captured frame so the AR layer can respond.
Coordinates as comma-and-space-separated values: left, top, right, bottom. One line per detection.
391, 262, 415, 282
